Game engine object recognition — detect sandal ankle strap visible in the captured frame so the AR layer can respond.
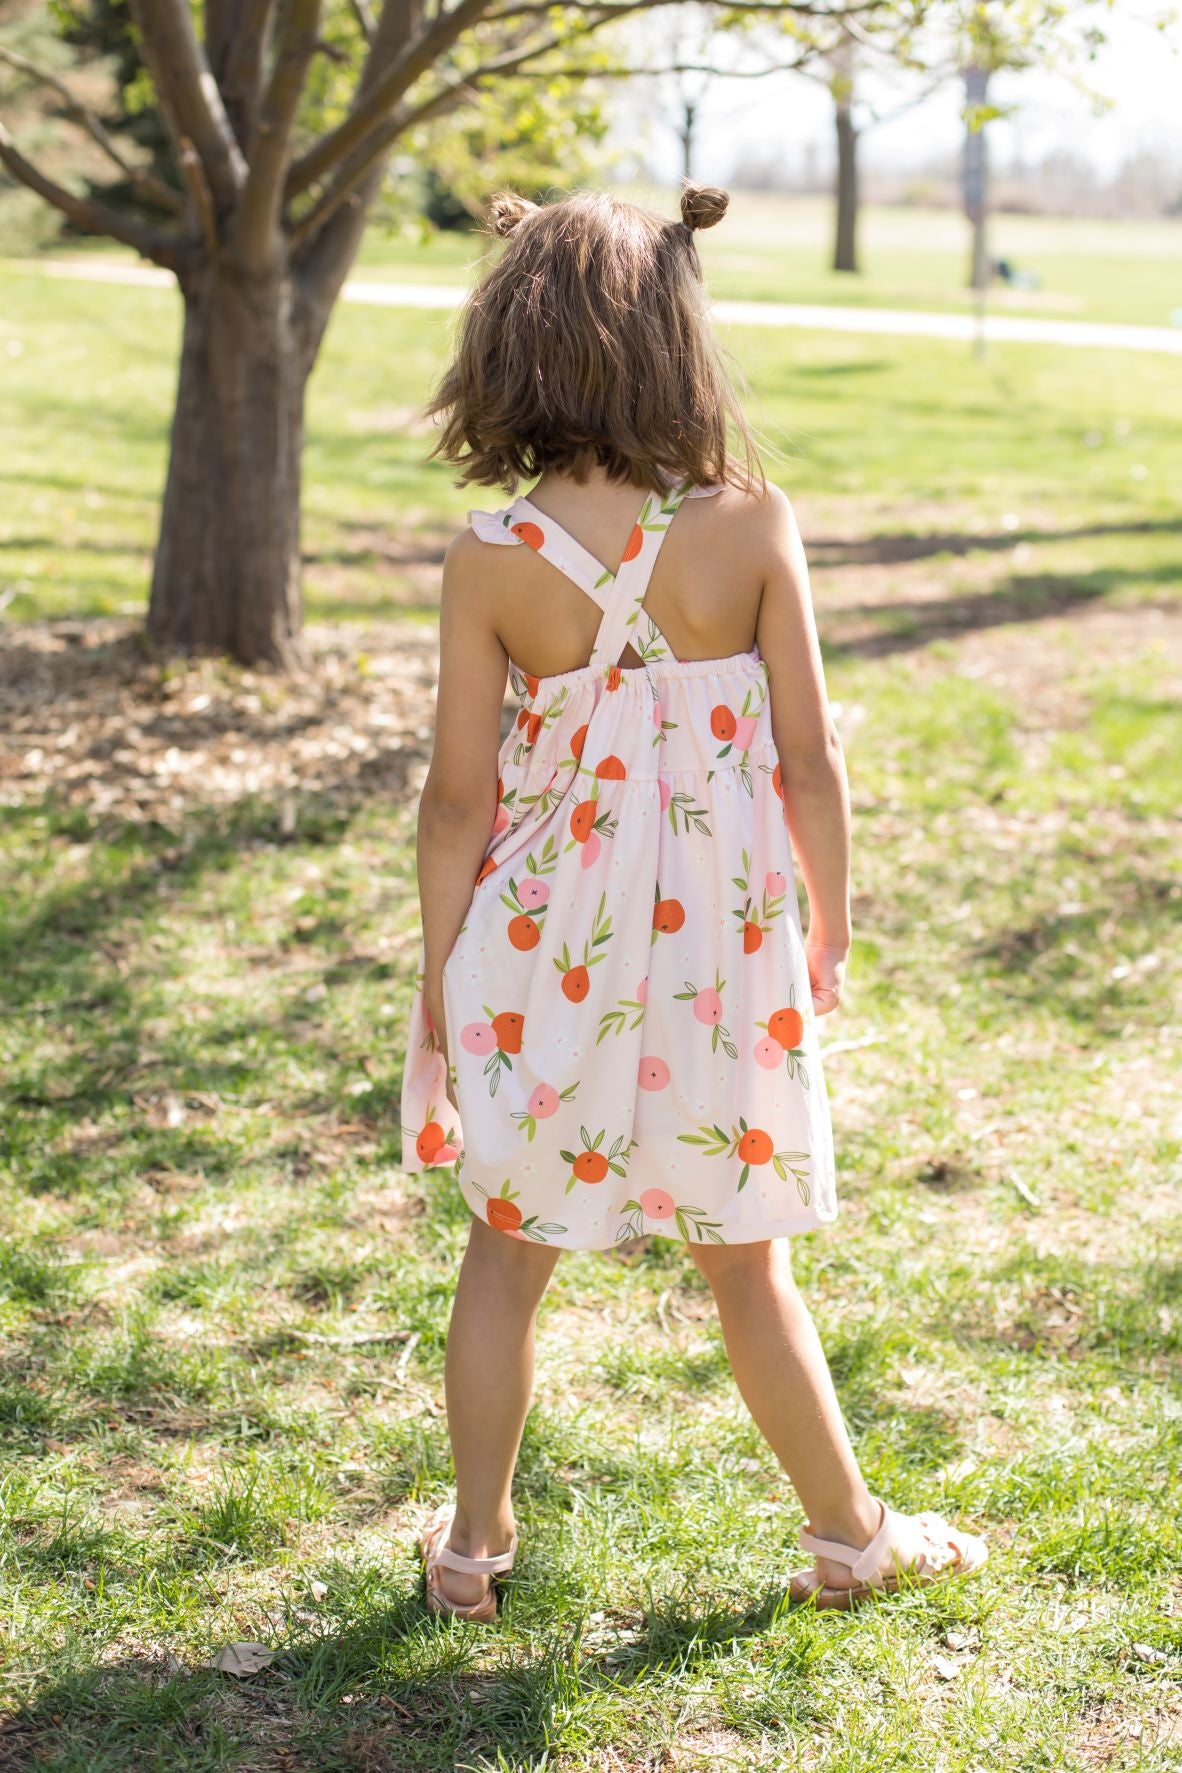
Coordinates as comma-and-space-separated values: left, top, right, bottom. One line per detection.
798, 1499, 891, 1587
433, 1535, 517, 1577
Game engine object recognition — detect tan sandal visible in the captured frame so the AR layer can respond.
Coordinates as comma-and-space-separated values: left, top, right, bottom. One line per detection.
788, 1497, 988, 1610
419, 1501, 517, 1624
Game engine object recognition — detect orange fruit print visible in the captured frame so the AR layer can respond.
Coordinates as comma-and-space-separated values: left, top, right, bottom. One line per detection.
415, 1121, 444, 1164
476, 856, 496, 884
570, 801, 597, 843
511, 521, 544, 550
621, 524, 644, 563
570, 723, 588, 760
491, 1011, 524, 1053
595, 755, 627, 780
653, 897, 685, 934
710, 706, 737, 742
508, 914, 541, 952
743, 921, 762, 954
738, 1128, 773, 1165
562, 964, 591, 1003
769, 1006, 805, 1049
573, 1150, 609, 1183
488, 1194, 524, 1231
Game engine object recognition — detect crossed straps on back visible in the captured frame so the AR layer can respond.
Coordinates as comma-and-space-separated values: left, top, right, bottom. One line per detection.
468, 481, 722, 670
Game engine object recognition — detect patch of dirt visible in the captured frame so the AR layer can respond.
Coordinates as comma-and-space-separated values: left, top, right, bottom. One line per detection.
0, 618, 440, 827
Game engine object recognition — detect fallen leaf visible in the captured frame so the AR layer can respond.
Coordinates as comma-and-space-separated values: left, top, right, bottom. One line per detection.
1131, 1642, 1168, 1666
932, 1655, 962, 1681
212, 1641, 274, 1678
309, 1579, 328, 1603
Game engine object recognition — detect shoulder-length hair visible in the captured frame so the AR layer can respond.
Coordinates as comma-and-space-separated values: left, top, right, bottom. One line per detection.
425, 183, 764, 494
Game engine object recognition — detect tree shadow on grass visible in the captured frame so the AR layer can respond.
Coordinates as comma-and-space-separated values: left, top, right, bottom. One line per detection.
822, 563, 1178, 661
0, 1577, 819, 1772
809, 514, 1182, 570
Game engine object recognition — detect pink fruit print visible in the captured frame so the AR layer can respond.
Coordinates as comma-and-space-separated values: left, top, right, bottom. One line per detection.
638, 1056, 670, 1091
554, 894, 613, 1003
731, 849, 785, 956
560, 1126, 633, 1193
693, 988, 723, 1026
766, 870, 787, 896
581, 829, 602, 870
754, 1036, 782, 1070
674, 971, 737, 1059
467, 1178, 569, 1244
492, 803, 511, 836
466, 1005, 523, 1096
512, 1080, 578, 1141
658, 778, 672, 811
714, 683, 764, 795
501, 875, 548, 951
636, 977, 648, 1004
616, 1195, 724, 1244
679, 1119, 811, 1201
757, 985, 809, 1087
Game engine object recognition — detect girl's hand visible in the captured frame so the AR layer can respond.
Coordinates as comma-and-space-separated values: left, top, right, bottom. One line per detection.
806, 937, 848, 1017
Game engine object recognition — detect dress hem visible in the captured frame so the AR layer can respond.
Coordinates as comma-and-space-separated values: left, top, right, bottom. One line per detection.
457, 1173, 838, 1251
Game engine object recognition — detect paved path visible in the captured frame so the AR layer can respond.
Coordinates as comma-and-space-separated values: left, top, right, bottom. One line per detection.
8, 254, 1182, 355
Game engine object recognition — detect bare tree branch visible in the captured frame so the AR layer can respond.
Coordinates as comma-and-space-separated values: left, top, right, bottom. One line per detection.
348, 0, 379, 42
0, 44, 183, 214
234, 0, 323, 270
485, 0, 898, 16
205, 0, 277, 153
0, 117, 182, 267
285, 0, 489, 200
128, 0, 247, 212
178, 135, 218, 251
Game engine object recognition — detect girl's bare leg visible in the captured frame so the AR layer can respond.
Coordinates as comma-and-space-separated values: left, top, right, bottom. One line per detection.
688, 1236, 881, 1589
437, 1212, 561, 1607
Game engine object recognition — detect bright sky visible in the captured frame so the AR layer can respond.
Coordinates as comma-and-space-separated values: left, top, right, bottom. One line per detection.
623, 2, 1182, 184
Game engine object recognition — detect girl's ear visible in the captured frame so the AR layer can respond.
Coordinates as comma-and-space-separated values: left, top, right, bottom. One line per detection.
487, 191, 540, 238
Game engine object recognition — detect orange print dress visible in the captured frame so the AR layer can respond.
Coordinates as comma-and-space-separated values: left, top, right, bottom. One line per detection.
400, 482, 837, 1249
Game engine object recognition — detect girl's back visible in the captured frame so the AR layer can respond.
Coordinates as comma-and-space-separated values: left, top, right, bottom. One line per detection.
469, 476, 766, 680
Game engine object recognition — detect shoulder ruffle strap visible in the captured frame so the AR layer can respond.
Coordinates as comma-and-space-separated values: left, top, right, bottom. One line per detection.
467, 507, 519, 545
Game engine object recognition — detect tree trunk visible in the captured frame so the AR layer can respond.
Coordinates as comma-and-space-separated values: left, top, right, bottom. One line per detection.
833, 102, 859, 274
147, 260, 312, 668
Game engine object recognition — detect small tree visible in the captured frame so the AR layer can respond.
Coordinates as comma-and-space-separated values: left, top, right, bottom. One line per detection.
0, 0, 875, 668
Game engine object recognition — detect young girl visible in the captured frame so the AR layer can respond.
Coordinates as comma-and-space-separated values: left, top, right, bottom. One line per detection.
400, 183, 987, 1622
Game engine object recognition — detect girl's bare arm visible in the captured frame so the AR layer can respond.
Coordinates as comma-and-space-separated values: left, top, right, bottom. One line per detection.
754, 487, 851, 1008
416, 533, 509, 1058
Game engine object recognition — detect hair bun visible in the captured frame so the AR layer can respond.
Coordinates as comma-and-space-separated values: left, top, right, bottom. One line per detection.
679, 182, 729, 232
488, 192, 539, 238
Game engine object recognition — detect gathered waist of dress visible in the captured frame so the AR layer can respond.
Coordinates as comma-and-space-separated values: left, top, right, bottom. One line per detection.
510, 646, 764, 702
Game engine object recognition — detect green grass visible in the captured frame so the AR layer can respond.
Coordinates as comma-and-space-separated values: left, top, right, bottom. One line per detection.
0, 257, 1180, 1769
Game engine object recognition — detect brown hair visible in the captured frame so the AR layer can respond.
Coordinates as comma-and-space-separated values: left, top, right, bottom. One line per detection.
425, 182, 764, 494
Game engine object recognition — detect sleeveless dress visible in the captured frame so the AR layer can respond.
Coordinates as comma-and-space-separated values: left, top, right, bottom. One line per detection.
399, 481, 837, 1250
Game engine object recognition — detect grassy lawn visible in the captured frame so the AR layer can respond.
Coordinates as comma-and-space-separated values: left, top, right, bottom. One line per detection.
356, 192, 1182, 330
0, 261, 1180, 1770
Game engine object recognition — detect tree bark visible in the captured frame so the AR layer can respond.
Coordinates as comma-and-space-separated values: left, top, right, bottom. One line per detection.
832, 99, 858, 274
147, 261, 313, 667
